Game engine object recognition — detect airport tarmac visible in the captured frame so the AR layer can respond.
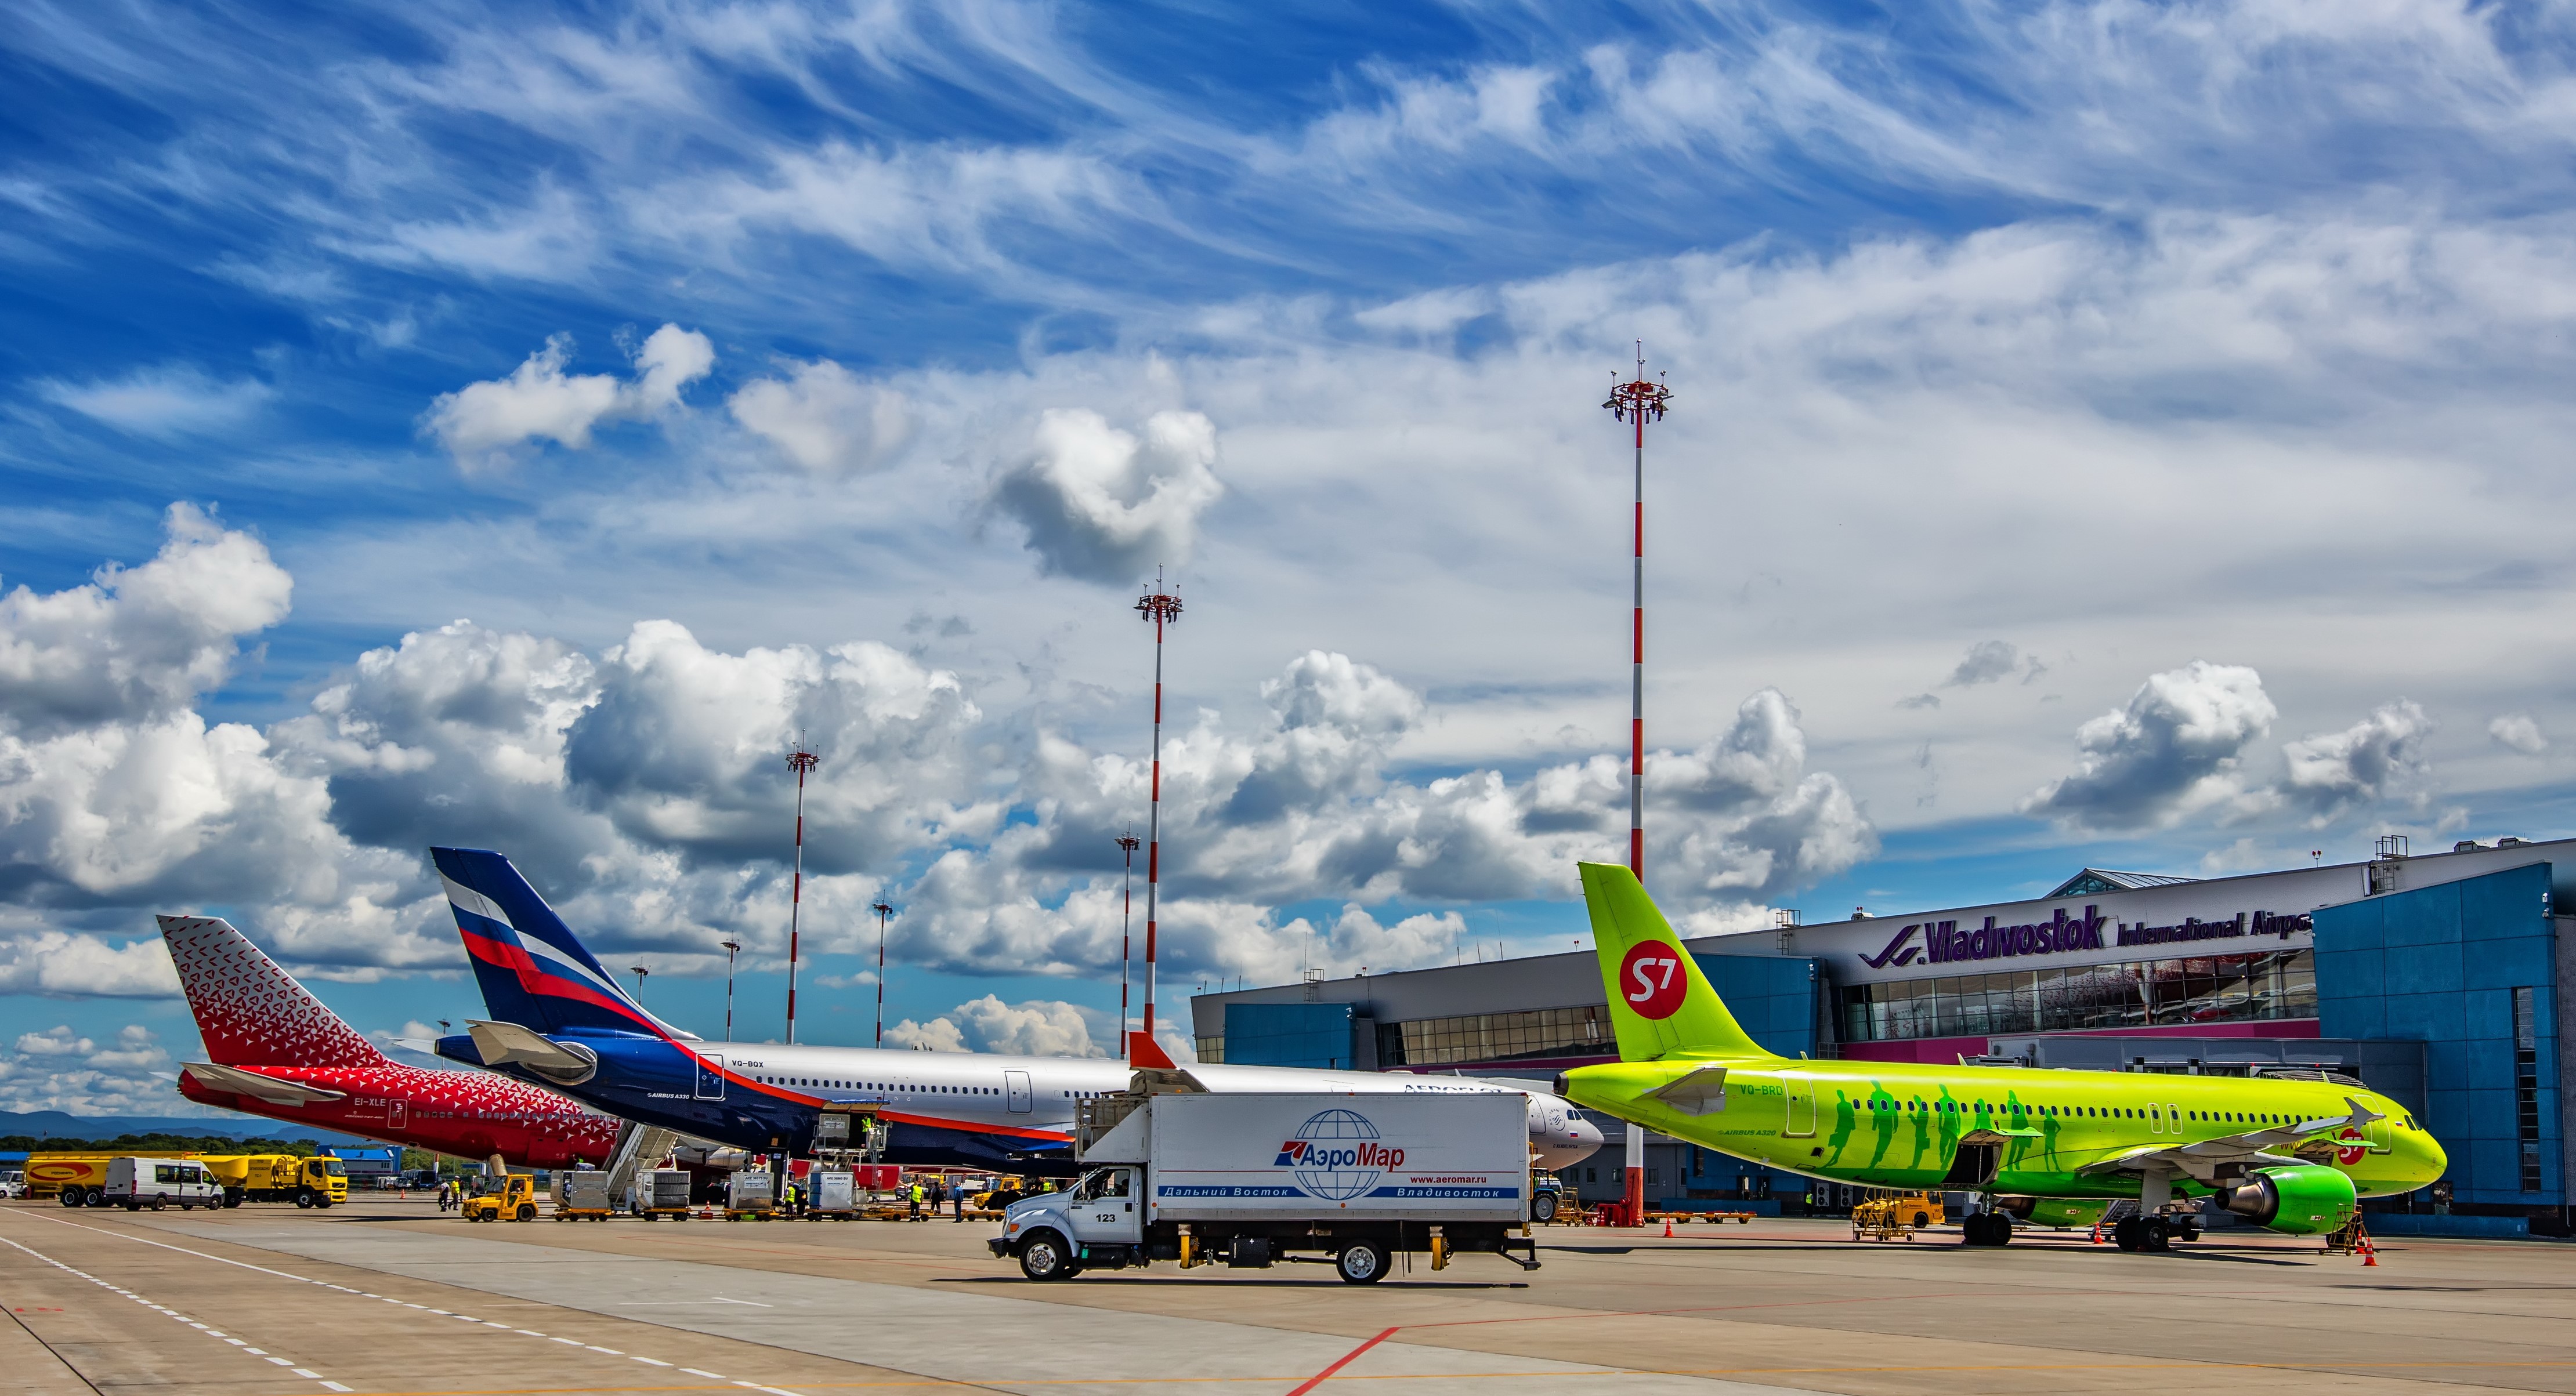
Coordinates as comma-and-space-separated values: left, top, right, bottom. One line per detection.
3, 1199, 2571, 1396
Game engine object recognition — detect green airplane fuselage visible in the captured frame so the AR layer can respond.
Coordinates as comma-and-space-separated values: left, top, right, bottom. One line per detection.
1561, 1054, 2445, 1201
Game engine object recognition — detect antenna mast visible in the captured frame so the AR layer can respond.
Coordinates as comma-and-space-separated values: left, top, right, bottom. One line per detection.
1602, 343, 1672, 880
783, 741, 820, 1044
1134, 571, 1184, 1052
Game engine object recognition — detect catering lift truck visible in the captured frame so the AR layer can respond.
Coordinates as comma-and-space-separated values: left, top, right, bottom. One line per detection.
993, 1089, 1540, 1285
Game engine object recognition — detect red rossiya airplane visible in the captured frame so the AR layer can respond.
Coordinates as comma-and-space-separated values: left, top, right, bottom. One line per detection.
160, 913, 624, 1169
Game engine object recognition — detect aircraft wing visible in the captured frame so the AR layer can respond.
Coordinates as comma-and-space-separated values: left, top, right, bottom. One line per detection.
2075, 1096, 2385, 1181
181, 1061, 348, 1106
1644, 1065, 1729, 1116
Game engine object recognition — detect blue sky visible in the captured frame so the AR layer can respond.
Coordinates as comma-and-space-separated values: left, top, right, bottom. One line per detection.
10, 1, 2576, 1112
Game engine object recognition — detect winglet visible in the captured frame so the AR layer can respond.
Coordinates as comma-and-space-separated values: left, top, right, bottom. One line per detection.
1126, 1030, 1177, 1069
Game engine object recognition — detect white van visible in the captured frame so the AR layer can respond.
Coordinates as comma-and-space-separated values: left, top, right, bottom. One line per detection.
104, 1158, 222, 1211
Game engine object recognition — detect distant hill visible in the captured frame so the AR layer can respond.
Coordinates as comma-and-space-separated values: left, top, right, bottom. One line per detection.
0, 1109, 374, 1148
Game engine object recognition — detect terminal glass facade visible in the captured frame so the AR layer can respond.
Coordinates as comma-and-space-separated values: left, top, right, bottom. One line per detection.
1385, 1005, 1607, 1067
1837, 949, 2315, 1042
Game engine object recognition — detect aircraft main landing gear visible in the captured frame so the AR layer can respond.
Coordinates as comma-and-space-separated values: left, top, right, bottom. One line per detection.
2114, 1217, 2190, 1252
1960, 1212, 2013, 1246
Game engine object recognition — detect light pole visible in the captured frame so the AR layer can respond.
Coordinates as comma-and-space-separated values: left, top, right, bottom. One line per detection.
1116, 832, 1140, 1045
1602, 342, 1670, 1232
783, 743, 819, 1044
629, 964, 649, 1001
1602, 343, 1671, 881
1134, 573, 1183, 1052
870, 900, 894, 1047
720, 940, 741, 1040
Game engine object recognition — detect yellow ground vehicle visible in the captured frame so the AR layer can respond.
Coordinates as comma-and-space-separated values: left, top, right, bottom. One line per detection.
29, 1153, 134, 1206
200, 1154, 348, 1209
461, 1174, 540, 1222
972, 1176, 1036, 1213
1851, 1191, 1944, 1242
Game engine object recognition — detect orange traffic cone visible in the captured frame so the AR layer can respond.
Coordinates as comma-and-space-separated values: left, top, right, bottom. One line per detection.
2360, 1237, 2378, 1267
2089, 1223, 2102, 1245
1663, 1217, 1674, 1238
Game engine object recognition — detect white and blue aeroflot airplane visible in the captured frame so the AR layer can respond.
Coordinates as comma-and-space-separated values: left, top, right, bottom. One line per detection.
427, 847, 1602, 1174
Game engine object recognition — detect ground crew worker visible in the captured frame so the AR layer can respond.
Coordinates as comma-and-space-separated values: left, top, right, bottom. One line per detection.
953, 1181, 965, 1221
907, 1179, 922, 1220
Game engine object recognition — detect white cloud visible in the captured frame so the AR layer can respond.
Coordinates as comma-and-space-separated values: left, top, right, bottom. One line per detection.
888, 995, 1106, 1058
0, 1022, 185, 1116
2023, 662, 2278, 831
16, 1025, 93, 1056
992, 408, 1223, 583
0, 930, 180, 998
37, 364, 274, 438
2491, 713, 2548, 756
0, 503, 292, 735
728, 358, 911, 473
2273, 700, 2433, 826
422, 325, 713, 462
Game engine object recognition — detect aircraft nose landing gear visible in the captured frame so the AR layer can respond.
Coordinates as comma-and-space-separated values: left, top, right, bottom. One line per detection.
1959, 1211, 2014, 1246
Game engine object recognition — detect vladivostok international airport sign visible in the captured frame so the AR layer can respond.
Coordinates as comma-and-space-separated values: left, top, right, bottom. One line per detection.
1859, 906, 2314, 970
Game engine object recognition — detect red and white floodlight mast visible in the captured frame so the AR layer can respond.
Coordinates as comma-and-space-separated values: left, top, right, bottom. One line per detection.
870, 900, 894, 1047
1116, 832, 1142, 1044
783, 744, 820, 1045
1602, 345, 1671, 880
1134, 575, 1184, 1053
1602, 343, 1671, 1230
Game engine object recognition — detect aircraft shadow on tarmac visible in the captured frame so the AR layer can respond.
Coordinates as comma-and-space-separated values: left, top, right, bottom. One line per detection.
1543, 1241, 2314, 1267
932, 1288, 1525, 1298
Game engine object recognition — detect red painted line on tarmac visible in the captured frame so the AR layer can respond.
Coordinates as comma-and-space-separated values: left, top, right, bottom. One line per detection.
1283, 1326, 1399, 1396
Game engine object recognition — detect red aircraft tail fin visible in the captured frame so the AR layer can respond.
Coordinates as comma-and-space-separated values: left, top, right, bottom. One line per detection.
158, 915, 388, 1068
1126, 1030, 1177, 1069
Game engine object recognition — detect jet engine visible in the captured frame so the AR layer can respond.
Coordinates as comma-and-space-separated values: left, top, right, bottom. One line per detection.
2220, 1164, 2357, 1235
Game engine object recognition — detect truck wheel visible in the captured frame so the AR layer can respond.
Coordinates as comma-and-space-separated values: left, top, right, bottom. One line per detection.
1018, 1232, 1074, 1281
87, 1187, 106, 1208
1336, 1242, 1388, 1285
152, 1198, 167, 1211
124, 1202, 139, 1212
1531, 1192, 1558, 1223
296, 1190, 314, 1209
59, 1190, 82, 1208
516, 1204, 538, 1222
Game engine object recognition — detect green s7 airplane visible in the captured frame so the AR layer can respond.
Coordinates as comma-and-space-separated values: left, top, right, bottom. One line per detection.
1557, 864, 2448, 1250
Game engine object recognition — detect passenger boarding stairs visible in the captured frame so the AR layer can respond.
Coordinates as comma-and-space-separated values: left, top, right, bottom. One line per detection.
603, 1122, 681, 1208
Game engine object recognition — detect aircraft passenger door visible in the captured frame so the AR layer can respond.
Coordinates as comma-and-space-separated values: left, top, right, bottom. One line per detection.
1005, 1070, 1033, 1114
1781, 1074, 1816, 1138
389, 1101, 407, 1130
694, 1053, 726, 1101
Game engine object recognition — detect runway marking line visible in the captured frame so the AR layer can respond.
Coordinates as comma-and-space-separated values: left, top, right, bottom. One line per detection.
1, 1212, 808, 1393
0, 1231, 343, 1392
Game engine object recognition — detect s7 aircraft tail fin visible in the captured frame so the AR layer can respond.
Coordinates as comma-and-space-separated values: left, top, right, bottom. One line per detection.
1580, 862, 1767, 1062
432, 847, 696, 1040
157, 914, 388, 1069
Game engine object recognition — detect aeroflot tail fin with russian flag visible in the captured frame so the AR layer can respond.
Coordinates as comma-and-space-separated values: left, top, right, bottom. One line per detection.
432, 846, 699, 1042
1580, 861, 1769, 1063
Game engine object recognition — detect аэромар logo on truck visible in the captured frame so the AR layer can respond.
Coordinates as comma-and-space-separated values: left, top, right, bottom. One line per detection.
1274, 1108, 1402, 1200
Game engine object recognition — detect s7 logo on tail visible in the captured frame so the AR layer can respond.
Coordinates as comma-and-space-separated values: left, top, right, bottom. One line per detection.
1619, 941, 1689, 1020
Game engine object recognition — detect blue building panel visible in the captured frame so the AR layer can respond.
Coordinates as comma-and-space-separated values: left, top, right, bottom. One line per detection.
1222, 1002, 1355, 1069
1692, 953, 1819, 1059
2315, 862, 2561, 1211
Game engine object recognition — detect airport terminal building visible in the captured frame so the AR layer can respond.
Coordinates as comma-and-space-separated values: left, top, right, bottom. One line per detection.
1188, 837, 2575, 1230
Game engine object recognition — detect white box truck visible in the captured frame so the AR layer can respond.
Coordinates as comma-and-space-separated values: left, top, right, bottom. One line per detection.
990, 1092, 1538, 1284
103, 1157, 223, 1212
